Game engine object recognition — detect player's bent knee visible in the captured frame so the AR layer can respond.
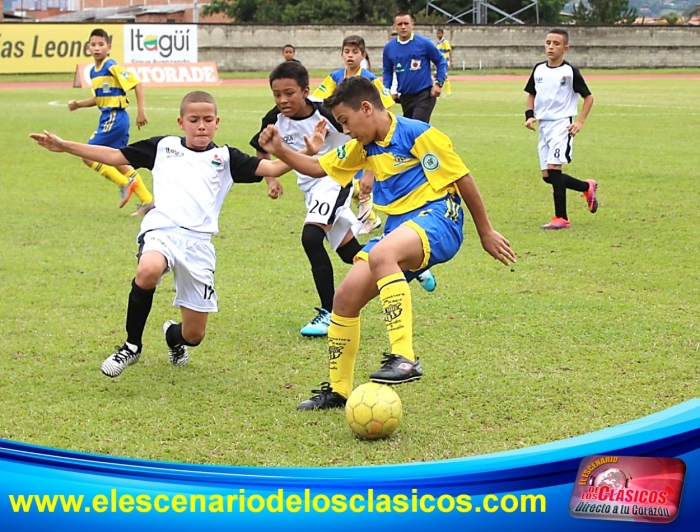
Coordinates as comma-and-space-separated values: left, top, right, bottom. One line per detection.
301, 224, 326, 251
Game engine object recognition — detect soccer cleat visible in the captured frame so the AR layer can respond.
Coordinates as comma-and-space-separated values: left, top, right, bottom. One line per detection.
131, 201, 155, 217
119, 177, 137, 208
297, 382, 347, 410
299, 308, 332, 337
359, 216, 382, 235
416, 270, 436, 292
541, 217, 571, 230
357, 198, 374, 223
370, 353, 424, 384
582, 179, 598, 213
101, 343, 141, 378
163, 320, 189, 366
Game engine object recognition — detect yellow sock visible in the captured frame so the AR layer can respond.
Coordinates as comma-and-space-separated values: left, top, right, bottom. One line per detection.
352, 179, 361, 208
91, 162, 129, 187
328, 313, 361, 398
444, 79, 452, 96
126, 170, 154, 204
377, 272, 414, 361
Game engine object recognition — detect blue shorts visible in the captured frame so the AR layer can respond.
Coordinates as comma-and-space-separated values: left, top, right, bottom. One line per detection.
357, 193, 464, 282
87, 109, 130, 148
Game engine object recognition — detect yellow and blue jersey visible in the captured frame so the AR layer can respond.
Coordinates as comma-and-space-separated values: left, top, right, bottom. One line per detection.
436, 38, 452, 66
312, 67, 396, 109
90, 58, 140, 111
317, 113, 468, 215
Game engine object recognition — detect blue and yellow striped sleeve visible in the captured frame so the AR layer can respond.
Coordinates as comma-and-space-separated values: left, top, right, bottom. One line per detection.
108, 65, 140, 92
318, 140, 366, 187
410, 127, 469, 191
373, 78, 397, 109
311, 75, 338, 101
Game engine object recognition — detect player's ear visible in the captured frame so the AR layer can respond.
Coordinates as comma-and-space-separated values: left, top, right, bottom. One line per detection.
302, 86, 310, 98
215, 117, 220, 129
177, 117, 184, 131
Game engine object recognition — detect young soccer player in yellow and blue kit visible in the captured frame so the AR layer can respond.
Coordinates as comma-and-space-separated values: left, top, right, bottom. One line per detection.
311, 35, 395, 237
257, 76, 516, 410
435, 28, 453, 96
68, 28, 154, 215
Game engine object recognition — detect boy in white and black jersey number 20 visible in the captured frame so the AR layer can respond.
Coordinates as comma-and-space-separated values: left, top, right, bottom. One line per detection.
524, 28, 598, 230
30, 91, 322, 378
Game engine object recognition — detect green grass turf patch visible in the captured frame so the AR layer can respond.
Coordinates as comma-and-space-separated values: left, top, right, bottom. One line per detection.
1, 76, 698, 466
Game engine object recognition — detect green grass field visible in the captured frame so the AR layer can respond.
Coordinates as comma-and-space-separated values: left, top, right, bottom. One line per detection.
1, 75, 698, 467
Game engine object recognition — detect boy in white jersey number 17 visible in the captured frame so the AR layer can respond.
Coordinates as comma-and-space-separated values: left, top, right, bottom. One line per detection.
31, 91, 319, 379
524, 28, 598, 230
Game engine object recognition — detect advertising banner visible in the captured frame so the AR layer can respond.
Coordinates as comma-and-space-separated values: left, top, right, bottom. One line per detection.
123, 25, 197, 63
74, 62, 220, 88
0, 24, 124, 74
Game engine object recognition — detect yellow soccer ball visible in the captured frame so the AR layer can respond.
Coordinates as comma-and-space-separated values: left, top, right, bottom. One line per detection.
345, 382, 402, 439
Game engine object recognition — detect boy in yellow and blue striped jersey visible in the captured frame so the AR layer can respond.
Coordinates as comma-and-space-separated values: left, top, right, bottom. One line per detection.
257, 76, 516, 410
311, 35, 395, 236
67, 28, 154, 215
435, 28, 453, 96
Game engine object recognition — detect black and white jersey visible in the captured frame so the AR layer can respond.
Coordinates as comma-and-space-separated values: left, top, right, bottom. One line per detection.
524, 61, 592, 121
250, 100, 350, 193
121, 136, 263, 235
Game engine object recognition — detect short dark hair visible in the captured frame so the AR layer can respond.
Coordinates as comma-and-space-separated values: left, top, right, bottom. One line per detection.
394, 11, 413, 20
283, 44, 295, 51
548, 28, 569, 44
180, 91, 217, 117
342, 35, 366, 54
89, 28, 110, 42
269, 61, 309, 90
324, 76, 383, 111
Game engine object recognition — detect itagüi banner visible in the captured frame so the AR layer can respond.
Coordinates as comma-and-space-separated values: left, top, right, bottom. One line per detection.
73, 62, 220, 88
123, 24, 197, 63
0, 24, 124, 74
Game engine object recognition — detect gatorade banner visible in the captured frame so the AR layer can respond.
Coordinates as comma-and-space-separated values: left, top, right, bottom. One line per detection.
73, 62, 220, 88
0, 24, 124, 74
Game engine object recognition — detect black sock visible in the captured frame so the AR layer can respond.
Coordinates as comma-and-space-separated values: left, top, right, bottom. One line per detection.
125, 278, 155, 348
563, 173, 589, 192
336, 238, 362, 264
547, 169, 568, 220
164, 322, 201, 348
301, 224, 334, 312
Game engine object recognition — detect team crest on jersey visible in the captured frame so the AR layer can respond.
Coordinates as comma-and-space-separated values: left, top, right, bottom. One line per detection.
336, 145, 347, 160
121, 71, 131, 80
211, 154, 223, 168
560, 76, 568, 85
319, 83, 327, 92
101, 82, 111, 92
421, 153, 440, 171
410, 59, 422, 71
381, 87, 391, 96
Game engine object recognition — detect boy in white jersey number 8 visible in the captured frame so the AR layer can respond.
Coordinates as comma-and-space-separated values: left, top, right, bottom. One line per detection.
258, 76, 516, 411
31, 91, 319, 378
524, 28, 598, 230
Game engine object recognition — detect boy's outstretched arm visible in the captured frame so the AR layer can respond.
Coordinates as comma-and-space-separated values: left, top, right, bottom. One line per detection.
133, 83, 148, 129
30, 130, 129, 167
257, 124, 326, 178
68, 96, 96, 111
456, 174, 516, 266
256, 150, 283, 199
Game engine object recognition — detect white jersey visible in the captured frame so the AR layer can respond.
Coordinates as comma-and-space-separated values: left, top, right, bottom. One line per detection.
120, 136, 263, 236
524, 60, 591, 121
251, 101, 349, 193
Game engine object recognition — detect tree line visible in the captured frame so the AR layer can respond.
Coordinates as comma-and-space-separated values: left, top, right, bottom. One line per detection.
202, 0, 639, 25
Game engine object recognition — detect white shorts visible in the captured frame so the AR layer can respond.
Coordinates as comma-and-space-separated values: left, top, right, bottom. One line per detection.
538, 118, 574, 170
138, 227, 218, 313
304, 177, 362, 250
